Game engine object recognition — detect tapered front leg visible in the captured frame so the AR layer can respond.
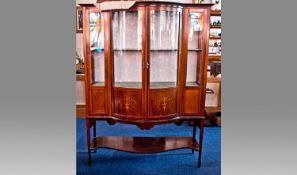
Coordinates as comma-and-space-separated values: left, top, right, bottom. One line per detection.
93, 119, 97, 153
198, 119, 204, 167
192, 120, 197, 154
86, 119, 92, 165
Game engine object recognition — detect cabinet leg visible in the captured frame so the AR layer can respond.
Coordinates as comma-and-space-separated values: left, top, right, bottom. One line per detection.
198, 119, 204, 168
192, 120, 197, 154
93, 119, 97, 153
86, 119, 92, 166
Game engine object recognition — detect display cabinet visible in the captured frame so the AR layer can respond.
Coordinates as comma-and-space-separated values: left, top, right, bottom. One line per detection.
82, 0, 212, 167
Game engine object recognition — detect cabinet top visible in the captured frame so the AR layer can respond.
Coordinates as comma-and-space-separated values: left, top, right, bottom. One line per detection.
95, 0, 213, 11
96, 0, 213, 6
98, 0, 197, 3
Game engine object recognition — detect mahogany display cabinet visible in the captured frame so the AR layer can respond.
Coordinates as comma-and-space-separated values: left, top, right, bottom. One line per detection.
82, 0, 212, 167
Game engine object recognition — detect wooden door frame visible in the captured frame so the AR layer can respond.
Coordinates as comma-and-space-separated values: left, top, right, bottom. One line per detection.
108, 7, 147, 120
179, 6, 210, 116
145, 4, 183, 119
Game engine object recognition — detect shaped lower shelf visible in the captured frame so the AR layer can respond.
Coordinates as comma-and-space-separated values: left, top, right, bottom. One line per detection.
90, 136, 199, 153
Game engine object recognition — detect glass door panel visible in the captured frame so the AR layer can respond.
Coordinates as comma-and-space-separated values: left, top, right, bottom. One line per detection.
112, 11, 143, 88
186, 11, 203, 87
90, 12, 105, 86
149, 10, 180, 88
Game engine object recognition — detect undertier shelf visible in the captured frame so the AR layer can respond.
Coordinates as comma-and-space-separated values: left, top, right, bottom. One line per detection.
90, 136, 199, 153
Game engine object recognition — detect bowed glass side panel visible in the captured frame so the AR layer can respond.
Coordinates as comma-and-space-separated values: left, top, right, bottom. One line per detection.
186, 11, 203, 87
149, 10, 181, 88
112, 11, 143, 88
90, 12, 105, 86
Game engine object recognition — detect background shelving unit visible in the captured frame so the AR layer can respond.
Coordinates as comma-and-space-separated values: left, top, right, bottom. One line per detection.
210, 10, 221, 16
206, 0, 221, 126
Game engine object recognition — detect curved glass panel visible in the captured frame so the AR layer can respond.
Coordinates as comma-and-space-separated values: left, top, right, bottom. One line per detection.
150, 10, 181, 88
112, 11, 143, 88
90, 12, 104, 85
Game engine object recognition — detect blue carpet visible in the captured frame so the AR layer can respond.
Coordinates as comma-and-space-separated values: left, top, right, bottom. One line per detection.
77, 118, 221, 175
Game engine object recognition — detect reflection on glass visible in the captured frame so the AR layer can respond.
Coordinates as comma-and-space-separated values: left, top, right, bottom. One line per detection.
112, 11, 142, 88
186, 12, 202, 86
150, 10, 180, 88
90, 12, 104, 85
188, 12, 202, 50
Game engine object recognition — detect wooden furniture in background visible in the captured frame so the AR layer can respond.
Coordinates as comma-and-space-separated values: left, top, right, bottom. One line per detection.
76, 74, 86, 117
76, 7, 83, 33
206, 0, 221, 124
81, 0, 212, 167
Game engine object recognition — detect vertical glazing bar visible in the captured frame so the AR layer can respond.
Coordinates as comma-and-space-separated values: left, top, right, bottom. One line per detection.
144, 6, 149, 119
200, 7, 211, 115
178, 8, 189, 114
83, 7, 91, 117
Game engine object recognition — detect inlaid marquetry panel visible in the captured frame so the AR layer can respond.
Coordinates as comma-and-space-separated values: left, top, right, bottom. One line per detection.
149, 88, 177, 118
182, 88, 201, 115
113, 88, 143, 119
90, 88, 106, 115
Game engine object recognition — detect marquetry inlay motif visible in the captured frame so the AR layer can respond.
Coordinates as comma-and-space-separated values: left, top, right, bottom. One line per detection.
153, 95, 172, 112
118, 95, 137, 112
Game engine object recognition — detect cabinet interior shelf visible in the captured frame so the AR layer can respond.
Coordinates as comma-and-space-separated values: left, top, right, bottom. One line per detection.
114, 82, 177, 88
114, 82, 142, 88
186, 82, 200, 87
92, 82, 200, 88
92, 82, 105, 86
188, 49, 202, 51
91, 48, 104, 51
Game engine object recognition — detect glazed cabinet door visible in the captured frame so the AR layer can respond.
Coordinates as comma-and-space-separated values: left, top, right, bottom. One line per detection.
147, 7, 182, 119
86, 9, 108, 116
111, 9, 146, 119
181, 8, 208, 115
